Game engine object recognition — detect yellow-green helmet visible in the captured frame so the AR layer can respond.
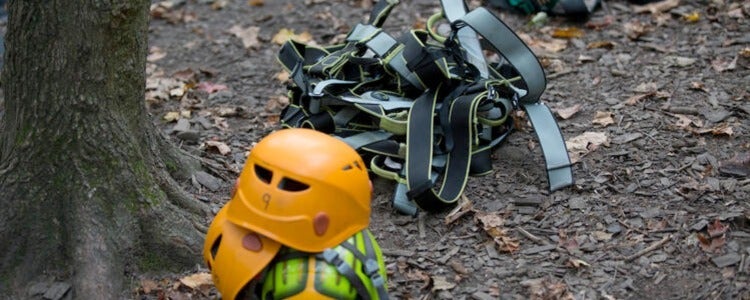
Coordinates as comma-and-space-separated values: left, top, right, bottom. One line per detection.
259, 229, 388, 299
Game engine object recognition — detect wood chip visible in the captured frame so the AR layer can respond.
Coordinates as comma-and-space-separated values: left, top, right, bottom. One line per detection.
712, 253, 741, 268
521, 244, 557, 255
43, 282, 71, 300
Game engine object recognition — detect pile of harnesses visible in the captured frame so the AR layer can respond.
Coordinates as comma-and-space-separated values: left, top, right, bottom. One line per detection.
275, 0, 573, 215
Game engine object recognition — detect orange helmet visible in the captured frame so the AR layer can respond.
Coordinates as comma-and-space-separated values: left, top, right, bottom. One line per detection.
203, 204, 282, 300
226, 128, 372, 252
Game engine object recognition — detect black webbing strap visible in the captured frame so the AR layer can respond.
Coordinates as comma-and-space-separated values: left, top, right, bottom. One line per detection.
406, 89, 482, 211
369, 0, 400, 27
275, 1, 574, 215
401, 30, 450, 89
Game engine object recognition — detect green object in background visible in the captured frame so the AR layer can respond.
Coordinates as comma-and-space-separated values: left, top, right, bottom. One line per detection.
506, 0, 560, 15
489, 0, 600, 18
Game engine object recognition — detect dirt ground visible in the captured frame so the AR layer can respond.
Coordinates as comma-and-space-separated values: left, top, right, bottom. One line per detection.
136, 0, 750, 299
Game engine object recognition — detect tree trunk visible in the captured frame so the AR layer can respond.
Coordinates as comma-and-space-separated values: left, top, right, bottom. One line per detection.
0, 1, 209, 298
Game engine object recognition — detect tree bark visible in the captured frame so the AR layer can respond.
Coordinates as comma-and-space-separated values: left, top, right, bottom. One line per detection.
0, 1, 209, 298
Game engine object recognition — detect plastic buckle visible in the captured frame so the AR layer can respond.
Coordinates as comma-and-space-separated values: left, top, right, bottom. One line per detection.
487, 85, 497, 101
364, 259, 380, 276
510, 92, 520, 110
365, 260, 386, 287
322, 249, 343, 267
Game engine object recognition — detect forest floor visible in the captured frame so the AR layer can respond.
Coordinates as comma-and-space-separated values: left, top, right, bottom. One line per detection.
135, 0, 750, 299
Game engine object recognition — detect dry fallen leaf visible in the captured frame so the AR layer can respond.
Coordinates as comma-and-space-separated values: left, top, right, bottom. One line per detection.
431, 276, 456, 291
217, 106, 239, 117
633, 82, 659, 93
274, 71, 290, 82
623, 19, 650, 40
205, 140, 232, 155
265, 95, 290, 112
140, 279, 160, 294
683, 11, 700, 22
587, 40, 615, 49
475, 212, 519, 253
697, 232, 725, 253
696, 123, 734, 136
272, 28, 314, 45
445, 195, 474, 225
726, 7, 744, 19
666, 56, 697, 67
555, 104, 582, 120
585, 15, 614, 30
592, 111, 615, 127
567, 258, 590, 269
229, 25, 261, 50
689, 81, 709, 92
633, 0, 680, 14
551, 27, 584, 39
565, 131, 609, 163
673, 114, 703, 129
522, 277, 575, 300
591, 231, 613, 241
163, 111, 180, 122
558, 229, 579, 252
404, 269, 431, 290
248, 0, 264, 6
212, 0, 228, 10
196, 82, 228, 94
707, 219, 728, 238
711, 56, 738, 72
519, 32, 568, 54
179, 272, 213, 290
147, 46, 167, 62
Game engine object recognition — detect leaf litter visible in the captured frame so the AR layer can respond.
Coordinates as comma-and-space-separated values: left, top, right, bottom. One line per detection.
137, 0, 750, 298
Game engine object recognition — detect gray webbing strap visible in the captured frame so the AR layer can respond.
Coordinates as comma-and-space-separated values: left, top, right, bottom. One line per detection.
338, 231, 389, 299
523, 102, 574, 190
440, 0, 489, 77
338, 131, 394, 150
460, 8, 573, 191
459, 8, 546, 103
349, 24, 425, 89
319, 249, 372, 299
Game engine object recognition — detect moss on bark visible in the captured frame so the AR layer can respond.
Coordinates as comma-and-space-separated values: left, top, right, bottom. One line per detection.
0, 0, 209, 298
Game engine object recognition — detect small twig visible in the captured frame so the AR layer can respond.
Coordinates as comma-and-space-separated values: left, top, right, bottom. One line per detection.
418, 214, 426, 239
516, 227, 547, 245
624, 234, 672, 262
444, 195, 474, 225
381, 248, 414, 257
547, 69, 578, 79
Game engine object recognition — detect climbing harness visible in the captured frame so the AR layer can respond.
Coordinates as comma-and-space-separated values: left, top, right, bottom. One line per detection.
275, 0, 573, 215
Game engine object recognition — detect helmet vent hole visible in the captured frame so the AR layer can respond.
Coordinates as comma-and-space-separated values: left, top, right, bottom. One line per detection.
254, 164, 273, 184
342, 161, 363, 171
210, 235, 222, 259
278, 177, 309, 192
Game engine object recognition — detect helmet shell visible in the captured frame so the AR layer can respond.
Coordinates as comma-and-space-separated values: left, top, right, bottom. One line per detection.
260, 230, 388, 299
226, 128, 372, 252
203, 204, 282, 300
